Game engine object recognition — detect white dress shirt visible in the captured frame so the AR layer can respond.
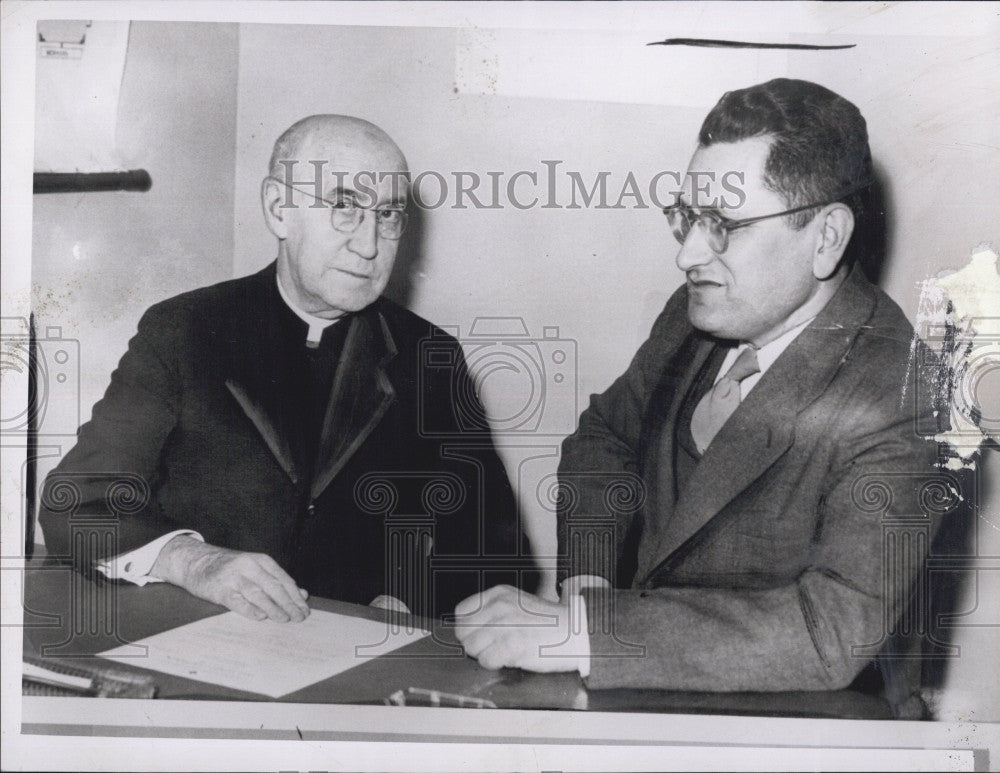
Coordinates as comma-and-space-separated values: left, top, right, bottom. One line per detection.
715, 315, 815, 399
562, 315, 815, 676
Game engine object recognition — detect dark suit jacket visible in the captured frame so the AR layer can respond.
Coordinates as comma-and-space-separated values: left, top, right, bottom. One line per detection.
40, 263, 536, 617
558, 265, 949, 694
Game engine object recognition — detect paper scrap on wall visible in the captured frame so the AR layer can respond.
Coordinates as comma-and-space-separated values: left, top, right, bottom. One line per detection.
916, 245, 1000, 469
34, 21, 131, 173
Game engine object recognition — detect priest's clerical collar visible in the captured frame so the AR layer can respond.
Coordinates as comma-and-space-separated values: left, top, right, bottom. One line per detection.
275, 275, 341, 348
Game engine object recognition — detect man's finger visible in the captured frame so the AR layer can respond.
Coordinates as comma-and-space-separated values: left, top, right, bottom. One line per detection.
239, 582, 292, 622
476, 641, 513, 671
478, 584, 518, 604
457, 626, 498, 658
453, 599, 521, 632
242, 558, 310, 617
248, 553, 308, 591
226, 590, 268, 621
253, 553, 303, 590
454, 619, 487, 647
258, 577, 310, 622
454, 591, 487, 618
454, 584, 517, 618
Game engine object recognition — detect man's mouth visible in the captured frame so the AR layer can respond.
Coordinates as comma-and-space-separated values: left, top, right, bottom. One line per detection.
687, 275, 724, 288
335, 267, 372, 280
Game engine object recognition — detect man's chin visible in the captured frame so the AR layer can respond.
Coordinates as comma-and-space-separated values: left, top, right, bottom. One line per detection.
319, 290, 380, 316
687, 304, 721, 335
686, 308, 742, 342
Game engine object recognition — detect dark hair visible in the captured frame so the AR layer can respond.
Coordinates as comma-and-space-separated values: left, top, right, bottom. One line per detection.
699, 78, 872, 229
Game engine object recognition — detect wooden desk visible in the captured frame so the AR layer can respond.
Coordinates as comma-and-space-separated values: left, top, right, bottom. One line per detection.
21, 561, 893, 718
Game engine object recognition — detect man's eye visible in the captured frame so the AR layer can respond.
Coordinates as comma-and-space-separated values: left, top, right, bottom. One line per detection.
377, 209, 403, 223
330, 198, 357, 211
700, 212, 733, 228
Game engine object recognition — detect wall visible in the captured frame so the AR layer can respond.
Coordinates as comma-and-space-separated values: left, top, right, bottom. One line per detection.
30, 21, 239, 533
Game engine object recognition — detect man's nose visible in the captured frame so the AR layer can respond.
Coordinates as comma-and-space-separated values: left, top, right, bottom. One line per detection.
347, 213, 379, 260
674, 224, 716, 272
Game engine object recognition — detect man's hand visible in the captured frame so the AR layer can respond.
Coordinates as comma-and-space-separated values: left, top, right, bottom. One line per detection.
150, 535, 310, 622
453, 585, 584, 673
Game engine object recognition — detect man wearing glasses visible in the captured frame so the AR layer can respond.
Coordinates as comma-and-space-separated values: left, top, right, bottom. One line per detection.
456, 79, 942, 705
41, 115, 534, 622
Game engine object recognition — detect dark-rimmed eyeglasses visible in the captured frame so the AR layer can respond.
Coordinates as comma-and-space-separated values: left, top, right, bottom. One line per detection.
267, 177, 408, 240
663, 197, 841, 254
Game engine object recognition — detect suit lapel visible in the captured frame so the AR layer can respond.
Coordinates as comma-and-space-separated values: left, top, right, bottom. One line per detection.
223, 270, 399, 498
310, 307, 398, 501
226, 378, 298, 485
641, 266, 878, 581
221, 268, 399, 496
632, 332, 715, 582
222, 264, 300, 486
647, 384, 796, 570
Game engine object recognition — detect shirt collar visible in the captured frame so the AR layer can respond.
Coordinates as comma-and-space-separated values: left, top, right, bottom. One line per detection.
746, 315, 815, 376
275, 275, 341, 347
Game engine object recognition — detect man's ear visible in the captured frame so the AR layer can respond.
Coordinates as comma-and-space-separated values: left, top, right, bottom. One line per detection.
812, 203, 854, 280
261, 177, 289, 240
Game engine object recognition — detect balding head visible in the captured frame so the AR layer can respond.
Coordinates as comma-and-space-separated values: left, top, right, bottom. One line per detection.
269, 115, 407, 181
261, 115, 410, 319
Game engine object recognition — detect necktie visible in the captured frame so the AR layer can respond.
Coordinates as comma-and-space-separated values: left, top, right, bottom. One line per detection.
690, 346, 760, 454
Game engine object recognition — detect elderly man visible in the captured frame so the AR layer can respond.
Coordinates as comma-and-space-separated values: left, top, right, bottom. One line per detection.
455, 79, 944, 700
41, 115, 535, 622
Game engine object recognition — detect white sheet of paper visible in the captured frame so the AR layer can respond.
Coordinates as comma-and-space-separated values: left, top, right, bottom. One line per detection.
98, 610, 430, 698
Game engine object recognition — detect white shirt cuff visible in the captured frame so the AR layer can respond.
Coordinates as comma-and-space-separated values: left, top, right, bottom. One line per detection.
557, 576, 609, 678
560, 574, 612, 596
571, 593, 592, 678
95, 530, 203, 586
537, 589, 593, 677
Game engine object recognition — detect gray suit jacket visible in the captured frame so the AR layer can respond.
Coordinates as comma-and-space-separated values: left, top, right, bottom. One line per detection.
558, 265, 951, 693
